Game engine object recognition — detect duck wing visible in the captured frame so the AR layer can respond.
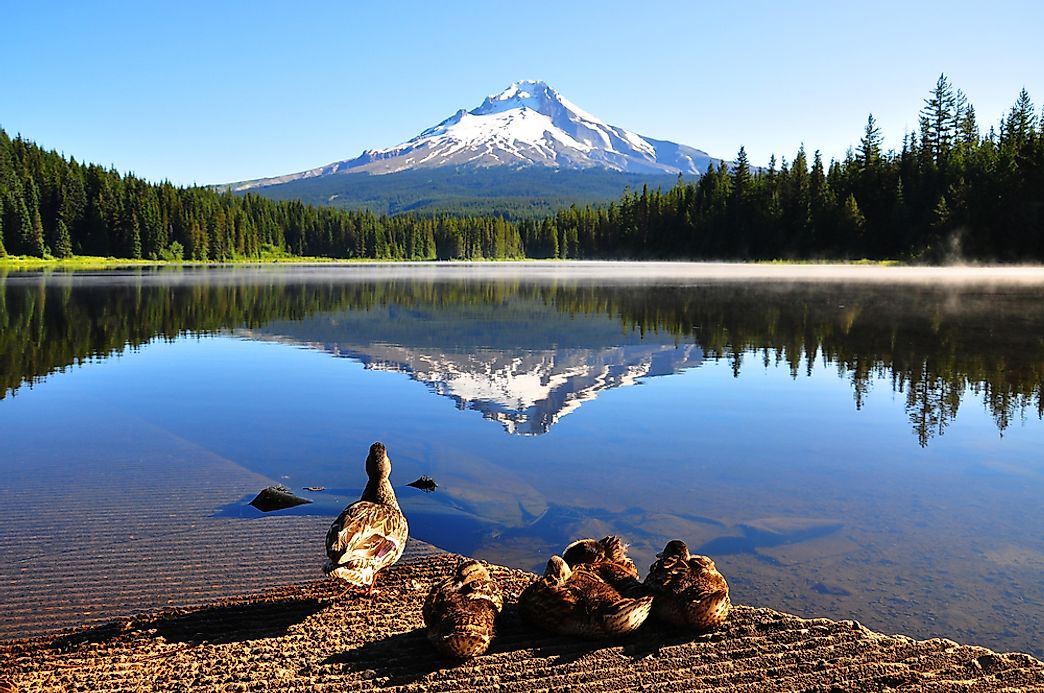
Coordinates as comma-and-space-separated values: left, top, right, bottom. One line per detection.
423, 561, 503, 623
518, 575, 583, 634
520, 566, 651, 639
423, 561, 502, 659
646, 554, 695, 594
684, 586, 731, 630
587, 561, 647, 598
646, 554, 730, 629
324, 500, 408, 585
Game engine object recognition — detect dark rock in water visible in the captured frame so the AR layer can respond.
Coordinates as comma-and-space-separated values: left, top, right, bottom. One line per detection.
407, 476, 438, 493
812, 581, 852, 596
249, 485, 313, 512
303, 486, 325, 492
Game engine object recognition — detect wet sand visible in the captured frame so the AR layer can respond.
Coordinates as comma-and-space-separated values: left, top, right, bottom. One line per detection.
2, 553, 1042, 692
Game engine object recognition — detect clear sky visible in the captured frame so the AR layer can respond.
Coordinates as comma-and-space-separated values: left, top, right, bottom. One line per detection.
3, 1, 1042, 186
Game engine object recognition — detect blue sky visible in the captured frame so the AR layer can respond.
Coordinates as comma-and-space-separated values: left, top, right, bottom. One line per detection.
3, 1, 1042, 186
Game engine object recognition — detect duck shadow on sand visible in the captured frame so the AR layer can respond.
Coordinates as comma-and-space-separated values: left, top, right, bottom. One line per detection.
319, 603, 709, 687
48, 597, 328, 650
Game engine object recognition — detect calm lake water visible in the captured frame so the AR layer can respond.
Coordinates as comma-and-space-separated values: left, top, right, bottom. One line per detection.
1, 263, 1043, 656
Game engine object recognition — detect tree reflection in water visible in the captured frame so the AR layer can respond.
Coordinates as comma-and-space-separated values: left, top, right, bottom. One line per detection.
2, 267, 1043, 446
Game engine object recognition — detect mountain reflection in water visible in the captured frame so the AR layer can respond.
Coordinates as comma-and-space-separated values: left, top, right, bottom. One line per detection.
242, 306, 704, 435
3, 266, 1043, 445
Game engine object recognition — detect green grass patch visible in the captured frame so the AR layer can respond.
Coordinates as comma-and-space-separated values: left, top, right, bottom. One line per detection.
0, 254, 352, 271
757, 258, 903, 266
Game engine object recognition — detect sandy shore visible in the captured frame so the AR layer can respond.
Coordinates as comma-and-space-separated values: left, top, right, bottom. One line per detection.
2, 553, 1042, 692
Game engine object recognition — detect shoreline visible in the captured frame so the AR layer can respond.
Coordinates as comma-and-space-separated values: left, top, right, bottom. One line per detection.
3, 553, 1042, 692
8, 258, 1044, 293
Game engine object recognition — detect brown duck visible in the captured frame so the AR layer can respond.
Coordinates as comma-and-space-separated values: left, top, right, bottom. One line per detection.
423, 559, 503, 659
518, 555, 653, 639
644, 540, 731, 630
323, 442, 408, 594
562, 535, 646, 597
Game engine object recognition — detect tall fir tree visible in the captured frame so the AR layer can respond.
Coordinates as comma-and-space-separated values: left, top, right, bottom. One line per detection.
856, 114, 883, 170
53, 218, 73, 258
1002, 88, 1036, 148
920, 73, 957, 165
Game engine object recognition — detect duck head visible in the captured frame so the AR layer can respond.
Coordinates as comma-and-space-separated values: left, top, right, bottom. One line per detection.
365, 442, 392, 480
562, 538, 601, 567
657, 540, 690, 560
455, 559, 490, 584
562, 535, 631, 567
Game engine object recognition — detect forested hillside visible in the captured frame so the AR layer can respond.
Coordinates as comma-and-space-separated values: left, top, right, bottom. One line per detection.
0, 130, 525, 261
238, 166, 681, 218
544, 75, 1044, 261
2, 75, 1041, 262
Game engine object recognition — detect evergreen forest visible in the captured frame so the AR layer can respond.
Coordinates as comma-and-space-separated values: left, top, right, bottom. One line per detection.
1, 75, 1042, 262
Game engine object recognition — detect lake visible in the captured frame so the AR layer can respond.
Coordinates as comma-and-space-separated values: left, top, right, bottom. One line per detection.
1, 262, 1042, 657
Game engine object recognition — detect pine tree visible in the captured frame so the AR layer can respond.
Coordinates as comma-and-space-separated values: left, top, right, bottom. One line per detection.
731, 146, 752, 195
53, 218, 73, 258
130, 213, 143, 259
809, 149, 835, 253
931, 195, 951, 234
13, 198, 33, 255
920, 74, 957, 164
23, 177, 46, 257
957, 102, 979, 145
857, 114, 883, 170
838, 194, 866, 256
1002, 88, 1036, 148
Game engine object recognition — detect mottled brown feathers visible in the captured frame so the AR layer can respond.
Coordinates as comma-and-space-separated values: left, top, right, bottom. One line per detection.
561, 535, 646, 598
423, 560, 503, 659
645, 540, 731, 630
518, 555, 653, 639
323, 442, 408, 590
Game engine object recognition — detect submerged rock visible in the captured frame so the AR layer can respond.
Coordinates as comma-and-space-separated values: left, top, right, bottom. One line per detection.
407, 476, 439, 493
249, 485, 313, 512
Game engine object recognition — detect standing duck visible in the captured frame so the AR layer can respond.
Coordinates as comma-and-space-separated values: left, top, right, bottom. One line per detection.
562, 535, 645, 597
423, 559, 503, 659
518, 555, 653, 639
323, 442, 408, 594
644, 540, 730, 630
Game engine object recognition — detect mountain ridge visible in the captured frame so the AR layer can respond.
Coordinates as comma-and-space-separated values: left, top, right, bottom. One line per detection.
226, 80, 721, 193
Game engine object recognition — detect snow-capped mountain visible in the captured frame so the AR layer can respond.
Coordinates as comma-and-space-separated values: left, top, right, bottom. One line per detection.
229, 80, 718, 192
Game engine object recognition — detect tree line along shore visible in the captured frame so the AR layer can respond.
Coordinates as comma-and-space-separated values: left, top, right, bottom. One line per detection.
1, 75, 1042, 264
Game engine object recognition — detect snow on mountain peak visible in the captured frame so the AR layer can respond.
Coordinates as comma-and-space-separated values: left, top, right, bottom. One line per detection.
339, 79, 716, 176
475, 80, 603, 124
491, 79, 550, 101
227, 80, 721, 190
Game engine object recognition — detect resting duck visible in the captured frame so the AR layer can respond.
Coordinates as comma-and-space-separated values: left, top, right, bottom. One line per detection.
518, 555, 653, 639
423, 559, 503, 659
644, 540, 731, 630
562, 535, 645, 597
323, 442, 408, 594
